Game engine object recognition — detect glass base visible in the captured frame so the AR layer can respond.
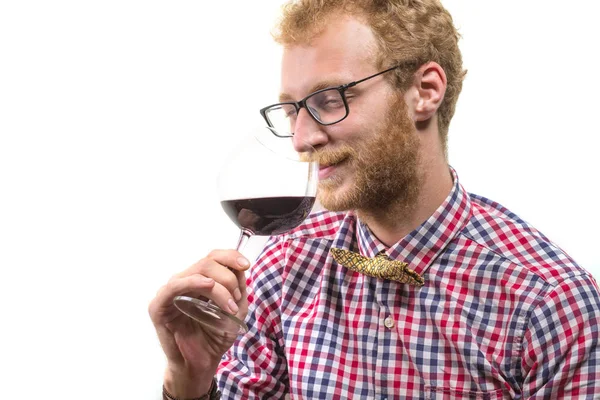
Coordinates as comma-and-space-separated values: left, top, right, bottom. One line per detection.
173, 295, 248, 335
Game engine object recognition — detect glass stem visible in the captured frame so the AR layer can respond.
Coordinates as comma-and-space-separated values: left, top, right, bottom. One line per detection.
236, 229, 252, 251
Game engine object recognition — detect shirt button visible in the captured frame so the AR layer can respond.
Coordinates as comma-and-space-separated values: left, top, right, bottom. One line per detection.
384, 316, 395, 329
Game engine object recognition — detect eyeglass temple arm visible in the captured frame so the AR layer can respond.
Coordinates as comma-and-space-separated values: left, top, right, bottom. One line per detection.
343, 66, 397, 90
343, 62, 416, 90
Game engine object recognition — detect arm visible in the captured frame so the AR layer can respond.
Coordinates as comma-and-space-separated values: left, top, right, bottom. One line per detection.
521, 273, 600, 398
217, 236, 291, 399
148, 250, 250, 398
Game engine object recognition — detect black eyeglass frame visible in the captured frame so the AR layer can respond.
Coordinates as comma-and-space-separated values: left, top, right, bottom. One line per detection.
259, 63, 414, 138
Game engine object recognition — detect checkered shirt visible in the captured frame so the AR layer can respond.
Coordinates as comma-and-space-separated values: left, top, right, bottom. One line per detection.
217, 169, 600, 399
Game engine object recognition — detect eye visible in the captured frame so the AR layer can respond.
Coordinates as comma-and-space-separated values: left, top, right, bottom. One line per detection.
310, 90, 344, 111
280, 104, 297, 119
323, 98, 343, 108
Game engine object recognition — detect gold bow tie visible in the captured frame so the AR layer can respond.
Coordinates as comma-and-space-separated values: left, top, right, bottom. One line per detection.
330, 248, 424, 286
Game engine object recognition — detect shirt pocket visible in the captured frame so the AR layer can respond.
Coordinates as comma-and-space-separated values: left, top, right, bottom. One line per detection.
426, 387, 508, 400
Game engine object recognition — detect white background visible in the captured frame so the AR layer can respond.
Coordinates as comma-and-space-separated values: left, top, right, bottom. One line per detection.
0, 1, 598, 398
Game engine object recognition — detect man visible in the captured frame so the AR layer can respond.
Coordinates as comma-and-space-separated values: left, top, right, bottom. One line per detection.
149, 0, 600, 398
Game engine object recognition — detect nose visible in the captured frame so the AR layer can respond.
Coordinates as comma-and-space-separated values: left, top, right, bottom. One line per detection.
292, 108, 328, 153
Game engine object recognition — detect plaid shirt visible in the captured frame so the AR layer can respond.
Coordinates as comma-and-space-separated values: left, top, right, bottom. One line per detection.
217, 169, 600, 399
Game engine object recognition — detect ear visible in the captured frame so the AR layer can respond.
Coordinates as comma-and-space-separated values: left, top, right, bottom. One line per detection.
411, 62, 447, 123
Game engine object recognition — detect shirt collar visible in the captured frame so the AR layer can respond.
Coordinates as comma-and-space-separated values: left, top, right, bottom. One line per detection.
355, 167, 472, 276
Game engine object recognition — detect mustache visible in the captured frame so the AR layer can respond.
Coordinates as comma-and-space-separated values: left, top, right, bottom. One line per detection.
302, 145, 357, 166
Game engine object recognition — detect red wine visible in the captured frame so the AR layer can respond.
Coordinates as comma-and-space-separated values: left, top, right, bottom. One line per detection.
221, 196, 316, 236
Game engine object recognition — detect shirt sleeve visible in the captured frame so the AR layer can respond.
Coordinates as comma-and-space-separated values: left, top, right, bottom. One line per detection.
216, 236, 290, 399
521, 273, 600, 398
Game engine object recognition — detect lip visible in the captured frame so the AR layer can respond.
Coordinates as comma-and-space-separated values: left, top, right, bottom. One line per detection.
318, 165, 335, 180
318, 159, 347, 180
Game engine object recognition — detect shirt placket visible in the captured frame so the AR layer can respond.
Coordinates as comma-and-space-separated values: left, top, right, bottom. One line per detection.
372, 277, 395, 400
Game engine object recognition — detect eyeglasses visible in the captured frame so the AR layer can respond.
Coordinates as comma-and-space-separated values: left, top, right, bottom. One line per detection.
259, 63, 412, 138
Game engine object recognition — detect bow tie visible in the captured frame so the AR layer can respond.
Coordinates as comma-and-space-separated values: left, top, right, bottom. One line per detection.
330, 248, 424, 286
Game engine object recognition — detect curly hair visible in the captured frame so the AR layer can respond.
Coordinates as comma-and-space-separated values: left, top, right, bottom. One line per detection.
273, 0, 467, 154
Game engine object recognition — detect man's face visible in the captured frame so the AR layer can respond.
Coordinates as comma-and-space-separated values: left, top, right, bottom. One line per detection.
280, 16, 422, 214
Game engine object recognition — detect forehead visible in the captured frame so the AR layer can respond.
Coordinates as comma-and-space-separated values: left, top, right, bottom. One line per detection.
280, 16, 378, 99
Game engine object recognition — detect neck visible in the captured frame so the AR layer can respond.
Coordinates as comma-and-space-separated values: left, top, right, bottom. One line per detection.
358, 158, 453, 247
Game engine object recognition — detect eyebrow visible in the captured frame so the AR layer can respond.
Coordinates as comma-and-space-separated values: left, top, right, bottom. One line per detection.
278, 79, 346, 103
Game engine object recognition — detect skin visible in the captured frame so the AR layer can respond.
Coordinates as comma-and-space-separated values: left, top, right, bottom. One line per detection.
286, 16, 453, 245
148, 250, 250, 397
149, 14, 453, 397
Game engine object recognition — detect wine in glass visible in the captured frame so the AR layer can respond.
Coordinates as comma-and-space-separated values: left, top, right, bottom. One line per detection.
173, 127, 318, 335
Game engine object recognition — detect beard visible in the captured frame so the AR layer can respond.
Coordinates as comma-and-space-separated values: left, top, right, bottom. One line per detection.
316, 94, 422, 218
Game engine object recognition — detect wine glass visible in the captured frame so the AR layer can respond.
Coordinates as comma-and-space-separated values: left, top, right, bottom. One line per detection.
173, 127, 318, 336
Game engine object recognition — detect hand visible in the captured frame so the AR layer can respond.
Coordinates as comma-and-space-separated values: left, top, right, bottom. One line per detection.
148, 250, 250, 396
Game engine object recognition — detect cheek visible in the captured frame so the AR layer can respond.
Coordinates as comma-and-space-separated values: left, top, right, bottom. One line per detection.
324, 113, 367, 143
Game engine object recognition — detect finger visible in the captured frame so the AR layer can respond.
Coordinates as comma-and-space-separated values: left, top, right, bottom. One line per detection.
231, 267, 248, 313
173, 251, 250, 298
174, 249, 249, 277
205, 250, 250, 303
173, 250, 250, 279
206, 249, 251, 272
199, 278, 244, 315
154, 274, 215, 307
186, 257, 245, 302
149, 275, 215, 324
165, 273, 242, 316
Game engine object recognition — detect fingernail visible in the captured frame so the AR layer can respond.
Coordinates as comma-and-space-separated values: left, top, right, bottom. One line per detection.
228, 299, 239, 314
202, 277, 214, 284
237, 257, 250, 268
233, 288, 242, 301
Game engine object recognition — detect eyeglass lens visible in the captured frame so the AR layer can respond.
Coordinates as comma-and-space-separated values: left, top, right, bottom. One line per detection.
265, 88, 347, 137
